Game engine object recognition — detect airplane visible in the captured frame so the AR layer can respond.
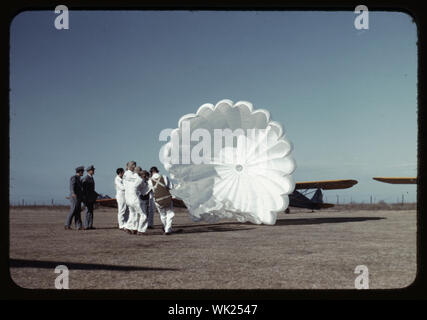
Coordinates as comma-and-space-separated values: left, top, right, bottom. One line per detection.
372, 177, 417, 184
372, 177, 417, 204
286, 179, 358, 213
95, 179, 358, 213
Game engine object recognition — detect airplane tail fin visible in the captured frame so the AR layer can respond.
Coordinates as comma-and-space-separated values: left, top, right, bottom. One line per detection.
311, 189, 335, 209
311, 189, 323, 204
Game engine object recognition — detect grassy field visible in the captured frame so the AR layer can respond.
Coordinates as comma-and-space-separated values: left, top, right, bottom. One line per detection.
9, 206, 417, 289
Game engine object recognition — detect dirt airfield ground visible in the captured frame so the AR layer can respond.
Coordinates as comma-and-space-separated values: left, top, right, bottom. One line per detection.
9, 205, 416, 289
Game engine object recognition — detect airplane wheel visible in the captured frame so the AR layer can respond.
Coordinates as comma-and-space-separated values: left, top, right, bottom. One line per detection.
285, 208, 290, 214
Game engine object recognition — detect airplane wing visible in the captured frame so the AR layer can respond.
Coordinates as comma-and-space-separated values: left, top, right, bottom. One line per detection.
295, 179, 358, 190
95, 198, 118, 207
373, 177, 417, 184
95, 197, 187, 208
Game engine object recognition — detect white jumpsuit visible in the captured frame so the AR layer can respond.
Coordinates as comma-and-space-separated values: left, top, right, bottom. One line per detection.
148, 173, 175, 233
137, 179, 151, 231
115, 175, 128, 229
123, 170, 148, 233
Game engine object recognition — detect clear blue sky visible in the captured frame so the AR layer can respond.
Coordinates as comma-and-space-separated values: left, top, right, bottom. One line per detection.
10, 10, 417, 205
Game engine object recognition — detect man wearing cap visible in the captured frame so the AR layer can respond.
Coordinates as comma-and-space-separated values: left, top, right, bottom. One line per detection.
82, 165, 99, 230
65, 166, 84, 230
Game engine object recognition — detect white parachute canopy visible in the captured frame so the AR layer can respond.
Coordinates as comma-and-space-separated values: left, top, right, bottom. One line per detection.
160, 99, 296, 225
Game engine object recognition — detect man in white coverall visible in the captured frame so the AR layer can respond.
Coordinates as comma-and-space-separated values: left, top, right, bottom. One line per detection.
123, 161, 139, 234
115, 167, 128, 230
123, 162, 148, 235
148, 166, 175, 235
135, 168, 151, 234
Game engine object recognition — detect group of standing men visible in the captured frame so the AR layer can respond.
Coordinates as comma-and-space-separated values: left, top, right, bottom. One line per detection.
65, 162, 176, 235
115, 161, 175, 235
65, 165, 98, 230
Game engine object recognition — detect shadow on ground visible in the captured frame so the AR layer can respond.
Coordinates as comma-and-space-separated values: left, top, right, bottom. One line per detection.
9, 259, 179, 271
174, 217, 385, 229
149, 225, 255, 235
273, 217, 385, 226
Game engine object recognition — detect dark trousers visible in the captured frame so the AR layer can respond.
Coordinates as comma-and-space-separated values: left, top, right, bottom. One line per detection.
84, 201, 95, 228
65, 198, 82, 228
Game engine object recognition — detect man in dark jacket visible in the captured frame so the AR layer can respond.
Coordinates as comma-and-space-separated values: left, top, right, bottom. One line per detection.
82, 165, 99, 230
65, 166, 84, 230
